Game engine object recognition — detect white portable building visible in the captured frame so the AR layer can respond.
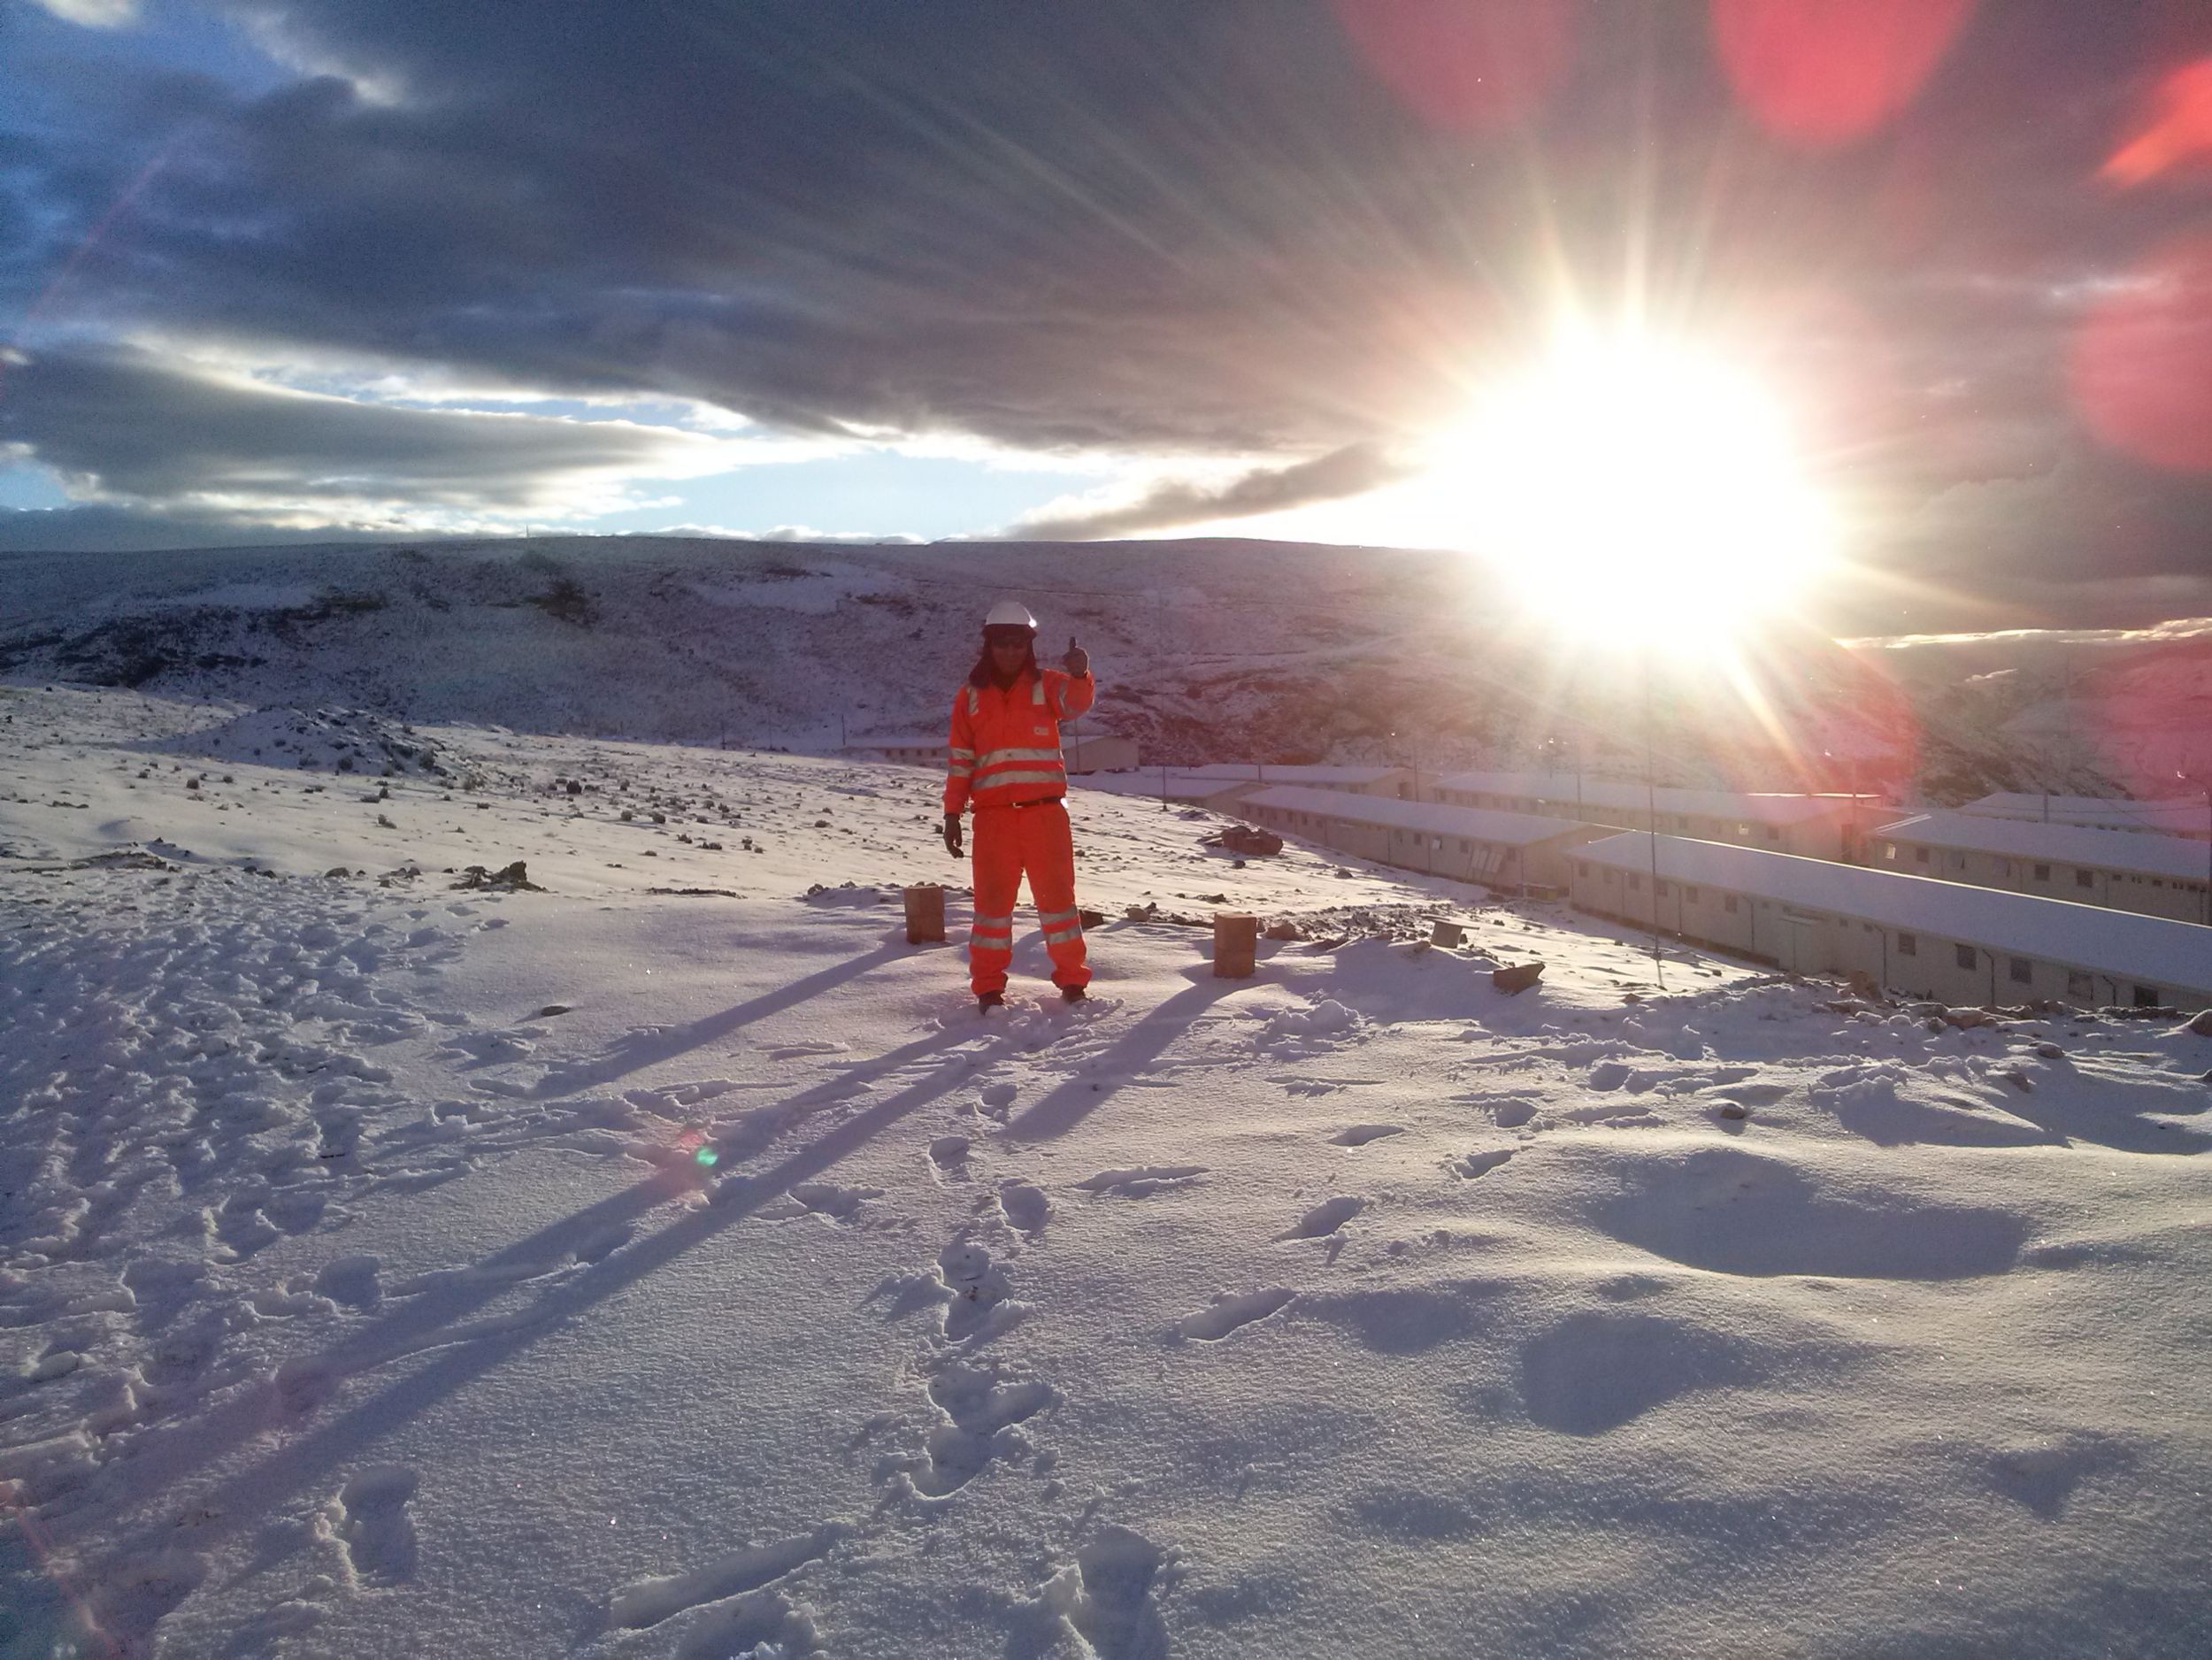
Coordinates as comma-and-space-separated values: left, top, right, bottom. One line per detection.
1425, 771, 1881, 861
1872, 811, 2212, 926
1241, 785, 1605, 890
1569, 832, 2212, 1010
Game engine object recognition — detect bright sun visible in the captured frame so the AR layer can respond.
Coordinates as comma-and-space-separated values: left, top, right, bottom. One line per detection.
1429, 333, 1836, 646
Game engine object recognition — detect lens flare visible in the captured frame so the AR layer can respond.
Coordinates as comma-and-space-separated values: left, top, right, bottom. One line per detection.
2103, 58, 2212, 188
1709, 0, 1976, 148
2070, 234, 2212, 473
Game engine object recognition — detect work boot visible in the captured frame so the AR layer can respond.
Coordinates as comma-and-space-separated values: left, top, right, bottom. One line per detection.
1060, 985, 1087, 1003
977, 990, 1004, 1012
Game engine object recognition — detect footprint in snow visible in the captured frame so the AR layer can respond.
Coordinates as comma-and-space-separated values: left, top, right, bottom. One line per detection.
1076, 1165, 1208, 1199
757, 1181, 884, 1222
328, 1465, 419, 1587
927, 1135, 972, 1180
1279, 1195, 1364, 1240
1172, 1288, 1295, 1342
1330, 1124, 1404, 1147
935, 1237, 1022, 1344
995, 1180, 1051, 1240
1449, 1149, 1515, 1180
1019, 1524, 1175, 1658
607, 1522, 849, 1629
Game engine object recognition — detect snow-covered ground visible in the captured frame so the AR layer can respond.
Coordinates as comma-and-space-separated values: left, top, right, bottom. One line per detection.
4, 684, 2211, 1658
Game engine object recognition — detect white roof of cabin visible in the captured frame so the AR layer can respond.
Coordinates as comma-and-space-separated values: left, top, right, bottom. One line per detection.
1177, 764, 1402, 784
1961, 792, 2208, 836
1430, 771, 1866, 826
1575, 833, 2212, 992
1242, 786, 1595, 848
1875, 812, 2212, 883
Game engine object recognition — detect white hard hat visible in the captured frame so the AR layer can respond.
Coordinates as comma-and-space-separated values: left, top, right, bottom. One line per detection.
984, 599, 1038, 630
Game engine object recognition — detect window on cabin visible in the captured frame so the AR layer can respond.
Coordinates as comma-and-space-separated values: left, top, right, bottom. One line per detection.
1915, 847, 1931, 865
1605, 869, 1618, 885
1724, 894, 1740, 914
1955, 943, 1978, 971
1627, 873, 1641, 891
1685, 886, 1700, 903
1656, 880, 1672, 899
1766, 826, 1783, 842
2076, 868, 2094, 888
1898, 932, 1917, 957
2068, 970, 2093, 1000
2009, 957, 2032, 985
1577, 861, 1592, 877
2133, 984, 2162, 1008
2033, 863, 2051, 881
1885, 842, 1898, 861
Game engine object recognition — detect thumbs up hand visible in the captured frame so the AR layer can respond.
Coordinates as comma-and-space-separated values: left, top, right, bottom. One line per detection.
1063, 635, 1090, 677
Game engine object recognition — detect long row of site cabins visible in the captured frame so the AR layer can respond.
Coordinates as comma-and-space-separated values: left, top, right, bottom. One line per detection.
1160, 765, 2212, 1011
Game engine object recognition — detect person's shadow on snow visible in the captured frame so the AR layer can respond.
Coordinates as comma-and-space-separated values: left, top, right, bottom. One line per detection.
1002, 964, 1251, 1141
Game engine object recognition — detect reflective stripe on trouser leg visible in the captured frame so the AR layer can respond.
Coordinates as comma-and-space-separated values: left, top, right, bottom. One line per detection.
968, 813, 1024, 996
1019, 803, 1090, 990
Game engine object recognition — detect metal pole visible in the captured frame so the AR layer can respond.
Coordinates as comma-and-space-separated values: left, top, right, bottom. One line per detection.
1644, 648, 1663, 988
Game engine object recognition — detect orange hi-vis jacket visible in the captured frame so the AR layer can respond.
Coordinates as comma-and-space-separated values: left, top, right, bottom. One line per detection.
943, 667, 1095, 812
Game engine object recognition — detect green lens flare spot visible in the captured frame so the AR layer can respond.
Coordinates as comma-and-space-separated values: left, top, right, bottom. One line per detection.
694, 1146, 718, 1167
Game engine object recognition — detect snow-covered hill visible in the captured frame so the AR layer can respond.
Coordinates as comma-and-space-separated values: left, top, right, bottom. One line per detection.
4, 683, 2209, 1657
15, 533, 2203, 803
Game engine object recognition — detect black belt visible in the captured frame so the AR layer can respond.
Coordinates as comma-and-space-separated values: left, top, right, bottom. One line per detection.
1009, 796, 1064, 809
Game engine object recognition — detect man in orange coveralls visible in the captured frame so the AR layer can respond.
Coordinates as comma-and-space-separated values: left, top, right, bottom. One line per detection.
941, 599, 1095, 1010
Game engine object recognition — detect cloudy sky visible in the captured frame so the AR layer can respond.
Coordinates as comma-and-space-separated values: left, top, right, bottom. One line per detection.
3, 0, 2209, 632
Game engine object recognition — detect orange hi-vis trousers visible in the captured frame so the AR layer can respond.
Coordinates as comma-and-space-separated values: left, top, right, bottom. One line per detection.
967, 799, 1089, 996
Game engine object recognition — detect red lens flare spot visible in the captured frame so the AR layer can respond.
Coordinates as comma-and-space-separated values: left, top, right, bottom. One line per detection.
1329, 0, 1576, 132
2070, 235, 2212, 473
1710, 0, 1976, 149
2103, 58, 2212, 188
2075, 642, 2212, 822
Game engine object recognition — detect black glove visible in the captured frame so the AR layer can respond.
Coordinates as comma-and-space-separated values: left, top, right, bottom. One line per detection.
1063, 635, 1090, 677
943, 812, 964, 857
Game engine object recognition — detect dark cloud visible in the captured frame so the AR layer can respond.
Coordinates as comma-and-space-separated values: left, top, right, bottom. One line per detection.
3, 0, 2211, 606
1006, 442, 1410, 541
0, 342, 728, 515
0, 502, 402, 553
